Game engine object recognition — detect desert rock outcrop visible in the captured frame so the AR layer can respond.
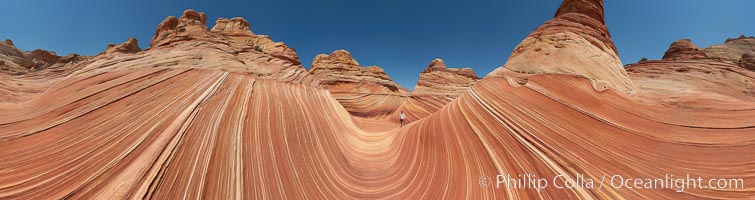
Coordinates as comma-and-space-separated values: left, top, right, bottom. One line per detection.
0, 39, 30, 71
211, 17, 300, 64
627, 39, 755, 108
413, 58, 478, 96
489, 0, 637, 94
662, 39, 707, 60
1, 40, 81, 72
134, 10, 317, 85
5, 39, 15, 47
740, 53, 755, 70
309, 49, 404, 93
150, 9, 212, 48
309, 49, 406, 117
1, 2, 754, 200
104, 37, 141, 54
704, 36, 755, 70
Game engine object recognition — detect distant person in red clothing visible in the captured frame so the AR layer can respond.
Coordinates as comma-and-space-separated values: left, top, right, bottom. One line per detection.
400, 111, 406, 127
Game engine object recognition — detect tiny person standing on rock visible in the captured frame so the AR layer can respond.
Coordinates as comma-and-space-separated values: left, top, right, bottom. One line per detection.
400, 111, 406, 127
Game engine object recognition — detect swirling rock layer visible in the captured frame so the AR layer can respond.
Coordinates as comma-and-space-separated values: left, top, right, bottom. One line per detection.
413, 58, 479, 96
1, 4, 754, 200
704, 36, 755, 70
489, 0, 637, 94
1, 67, 753, 199
309, 49, 407, 117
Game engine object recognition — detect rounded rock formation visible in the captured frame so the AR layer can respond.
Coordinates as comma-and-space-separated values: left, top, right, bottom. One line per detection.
211, 17, 301, 65
150, 9, 212, 48
309, 49, 407, 117
105, 37, 141, 54
413, 58, 479, 96
179, 9, 207, 25
489, 0, 637, 94
662, 39, 707, 60
211, 17, 254, 36
150, 16, 179, 47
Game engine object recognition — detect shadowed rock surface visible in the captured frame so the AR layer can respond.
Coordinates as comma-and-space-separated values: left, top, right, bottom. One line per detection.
741, 53, 755, 70
704, 36, 755, 69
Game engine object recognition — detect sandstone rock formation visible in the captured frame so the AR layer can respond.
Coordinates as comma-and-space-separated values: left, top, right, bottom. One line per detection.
2, 67, 753, 199
150, 9, 213, 48
211, 17, 300, 64
310, 49, 405, 93
113, 9, 317, 85
0, 40, 80, 72
104, 37, 141, 54
0, 39, 30, 71
413, 58, 478, 96
308, 49, 406, 117
211, 17, 253, 36
662, 39, 707, 60
740, 53, 755, 70
488, 0, 637, 94
0, 40, 85, 103
704, 36, 755, 70
1, 3, 755, 200
627, 60, 754, 108
626, 39, 755, 108
379, 58, 481, 124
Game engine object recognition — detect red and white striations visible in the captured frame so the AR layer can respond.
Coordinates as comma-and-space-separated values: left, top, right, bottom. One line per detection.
103, 37, 142, 54
390, 58, 481, 122
741, 53, 755, 70
703, 35, 755, 70
413, 58, 479, 96
81, 9, 318, 85
1, 39, 83, 103
488, 0, 637, 94
1, 3, 754, 200
662, 39, 707, 60
309, 49, 407, 117
1, 39, 80, 72
626, 39, 755, 109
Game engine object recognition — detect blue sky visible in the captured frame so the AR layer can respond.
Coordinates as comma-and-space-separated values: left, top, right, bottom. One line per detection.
1, 0, 752, 89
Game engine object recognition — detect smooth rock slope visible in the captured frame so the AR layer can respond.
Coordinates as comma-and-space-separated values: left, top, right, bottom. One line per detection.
488, 0, 637, 94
